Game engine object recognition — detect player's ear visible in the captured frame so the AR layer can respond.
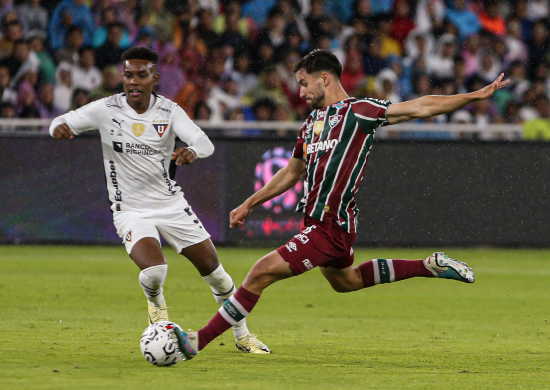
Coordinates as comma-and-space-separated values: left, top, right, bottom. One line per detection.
321, 71, 331, 87
153, 71, 160, 85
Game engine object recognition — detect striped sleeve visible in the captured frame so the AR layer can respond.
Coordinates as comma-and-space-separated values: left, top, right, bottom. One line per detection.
351, 98, 391, 134
292, 118, 309, 160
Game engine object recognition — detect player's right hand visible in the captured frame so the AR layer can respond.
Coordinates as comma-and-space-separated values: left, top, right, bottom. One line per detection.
52, 123, 74, 139
230, 204, 252, 228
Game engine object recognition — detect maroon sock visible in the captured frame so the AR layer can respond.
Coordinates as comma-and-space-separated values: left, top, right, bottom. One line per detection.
197, 286, 260, 350
358, 258, 433, 288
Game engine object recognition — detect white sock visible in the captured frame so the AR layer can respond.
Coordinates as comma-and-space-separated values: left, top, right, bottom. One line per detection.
139, 264, 168, 307
202, 263, 249, 339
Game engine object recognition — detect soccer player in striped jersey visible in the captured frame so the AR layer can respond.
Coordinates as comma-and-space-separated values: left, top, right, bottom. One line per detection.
49, 47, 269, 354
174, 50, 509, 359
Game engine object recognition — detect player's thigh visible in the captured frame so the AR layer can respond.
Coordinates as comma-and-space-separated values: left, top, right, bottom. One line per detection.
179, 238, 220, 277
113, 210, 161, 255
130, 237, 167, 270
243, 250, 295, 295
155, 204, 211, 255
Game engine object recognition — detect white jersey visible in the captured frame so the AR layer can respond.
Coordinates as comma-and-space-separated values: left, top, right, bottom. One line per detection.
54, 93, 208, 212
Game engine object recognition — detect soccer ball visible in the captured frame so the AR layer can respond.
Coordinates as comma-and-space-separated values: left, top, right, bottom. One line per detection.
140, 321, 183, 366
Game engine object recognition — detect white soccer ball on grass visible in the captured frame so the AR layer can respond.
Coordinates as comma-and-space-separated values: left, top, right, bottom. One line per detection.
140, 321, 183, 366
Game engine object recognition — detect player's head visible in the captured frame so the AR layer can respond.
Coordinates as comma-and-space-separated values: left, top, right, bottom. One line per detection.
293, 50, 343, 109
121, 47, 159, 106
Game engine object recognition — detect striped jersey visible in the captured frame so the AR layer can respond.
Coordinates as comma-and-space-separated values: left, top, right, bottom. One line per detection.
292, 97, 391, 233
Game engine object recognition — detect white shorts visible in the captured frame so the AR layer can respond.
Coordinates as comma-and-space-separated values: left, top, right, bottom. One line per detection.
113, 201, 211, 254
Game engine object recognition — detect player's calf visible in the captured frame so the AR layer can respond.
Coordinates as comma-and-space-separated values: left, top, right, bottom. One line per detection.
139, 264, 169, 324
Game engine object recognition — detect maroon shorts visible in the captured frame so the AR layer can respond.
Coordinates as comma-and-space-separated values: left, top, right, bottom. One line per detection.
276, 215, 357, 275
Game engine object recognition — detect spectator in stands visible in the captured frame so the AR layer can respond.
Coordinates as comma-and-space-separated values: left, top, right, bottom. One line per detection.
341, 49, 365, 96
306, 0, 324, 42
55, 25, 83, 65
70, 87, 88, 109
217, 9, 249, 57
196, 8, 218, 50
391, 0, 415, 47
414, 0, 446, 33
214, 0, 251, 39
0, 65, 15, 103
147, 0, 174, 43
1, 39, 40, 89
53, 62, 72, 111
27, 29, 55, 84
133, 26, 155, 49
16, 81, 40, 118
241, 65, 291, 111
249, 42, 275, 75
426, 34, 456, 79
0, 101, 16, 117
89, 64, 121, 100
478, 0, 506, 37
403, 30, 433, 68
257, 8, 287, 62
37, 82, 63, 118
194, 100, 211, 120
71, 46, 101, 92
375, 68, 401, 102
506, 60, 531, 99
363, 36, 387, 75
476, 50, 502, 84
17, 0, 48, 34
505, 20, 529, 67
527, 0, 550, 21
49, 0, 95, 51
231, 52, 259, 98
445, 0, 480, 41
527, 20, 550, 72
376, 14, 402, 58
0, 20, 23, 60
93, 6, 130, 49
206, 73, 241, 121
156, 44, 184, 100
95, 22, 125, 69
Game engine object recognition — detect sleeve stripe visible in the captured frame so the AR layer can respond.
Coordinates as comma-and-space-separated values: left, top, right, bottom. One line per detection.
351, 100, 388, 110
354, 112, 379, 121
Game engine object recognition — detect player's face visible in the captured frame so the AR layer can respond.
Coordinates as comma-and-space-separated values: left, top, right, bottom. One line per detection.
296, 69, 325, 109
123, 59, 159, 107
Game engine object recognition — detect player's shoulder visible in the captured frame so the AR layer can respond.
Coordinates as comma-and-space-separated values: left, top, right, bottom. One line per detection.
351, 97, 392, 109
101, 93, 125, 110
152, 93, 180, 115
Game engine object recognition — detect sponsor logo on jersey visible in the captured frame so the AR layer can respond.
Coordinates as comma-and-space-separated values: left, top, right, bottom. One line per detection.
106, 103, 122, 109
132, 123, 145, 137
313, 121, 324, 135
156, 106, 171, 113
317, 109, 327, 120
332, 102, 348, 109
305, 122, 313, 137
302, 259, 314, 270
305, 139, 339, 155
125, 230, 132, 242
153, 122, 169, 138
286, 242, 297, 252
113, 141, 123, 153
294, 233, 309, 244
112, 118, 124, 128
108, 160, 122, 201
329, 114, 342, 128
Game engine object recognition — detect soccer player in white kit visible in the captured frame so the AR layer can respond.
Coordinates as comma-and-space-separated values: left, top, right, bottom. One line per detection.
49, 47, 270, 354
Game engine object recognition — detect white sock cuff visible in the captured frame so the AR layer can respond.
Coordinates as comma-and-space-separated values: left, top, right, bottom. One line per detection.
202, 263, 226, 283
139, 264, 168, 288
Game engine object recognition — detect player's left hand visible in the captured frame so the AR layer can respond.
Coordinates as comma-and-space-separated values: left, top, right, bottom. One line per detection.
172, 147, 197, 165
476, 73, 510, 100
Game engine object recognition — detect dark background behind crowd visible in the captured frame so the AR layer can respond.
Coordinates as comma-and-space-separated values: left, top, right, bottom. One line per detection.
2, 0, 550, 139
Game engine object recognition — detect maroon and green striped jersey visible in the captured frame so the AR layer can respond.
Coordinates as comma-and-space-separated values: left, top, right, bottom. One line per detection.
292, 97, 391, 233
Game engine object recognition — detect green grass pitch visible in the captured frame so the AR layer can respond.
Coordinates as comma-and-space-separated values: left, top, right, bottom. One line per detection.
0, 246, 549, 389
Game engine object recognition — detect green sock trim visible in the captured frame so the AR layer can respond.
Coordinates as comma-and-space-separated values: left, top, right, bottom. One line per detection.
377, 259, 391, 284
222, 300, 245, 323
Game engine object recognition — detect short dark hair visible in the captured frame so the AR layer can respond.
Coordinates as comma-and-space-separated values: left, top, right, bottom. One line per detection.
121, 47, 159, 64
292, 49, 343, 79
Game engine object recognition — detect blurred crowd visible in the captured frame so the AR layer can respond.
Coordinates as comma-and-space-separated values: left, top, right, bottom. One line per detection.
2, 0, 550, 139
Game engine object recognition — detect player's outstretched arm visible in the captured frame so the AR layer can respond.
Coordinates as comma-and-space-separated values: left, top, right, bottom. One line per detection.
230, 157, 306, 228
386, 73, 510, 124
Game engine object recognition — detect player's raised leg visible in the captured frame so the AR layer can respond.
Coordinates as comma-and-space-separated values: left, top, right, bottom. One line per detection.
175, 250, 294, 359
180, 239, 274, 353
321, 252, 474, 293
130, 237, 170, 324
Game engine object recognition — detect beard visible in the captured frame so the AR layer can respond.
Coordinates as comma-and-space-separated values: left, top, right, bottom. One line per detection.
307, 90, 325, 109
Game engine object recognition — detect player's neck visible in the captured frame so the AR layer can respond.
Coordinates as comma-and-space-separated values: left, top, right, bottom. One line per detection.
127, 94, 154, 114
322, 87, 349, 108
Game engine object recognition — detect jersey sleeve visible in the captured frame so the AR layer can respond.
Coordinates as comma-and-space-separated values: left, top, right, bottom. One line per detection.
351, 98, 392, 134
59, 99, 105, 135
170, 104, 207, 145
292, 119, 309, 160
